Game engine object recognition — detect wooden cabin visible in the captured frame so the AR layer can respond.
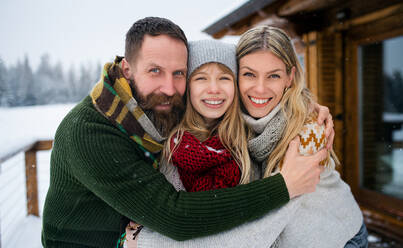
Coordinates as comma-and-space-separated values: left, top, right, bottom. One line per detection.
204, 0, 403, 242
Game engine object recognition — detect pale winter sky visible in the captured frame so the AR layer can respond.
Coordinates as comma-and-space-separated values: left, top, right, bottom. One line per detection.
0, 0, 246, 69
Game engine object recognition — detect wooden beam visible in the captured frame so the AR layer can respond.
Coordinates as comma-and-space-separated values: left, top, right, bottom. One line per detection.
211, 11, 289, 38
278, 0, 339, 16
25, 140, 53, 217
303, 33, 310, 87
326, 3, 403, 33
361, 206, 403, 243
34, 140, 53, 151
306, 32, 319, 97
352, 3, 403, 25
343, 37, 360, 192
214, 13, 304, 51
25, 149, 39, 216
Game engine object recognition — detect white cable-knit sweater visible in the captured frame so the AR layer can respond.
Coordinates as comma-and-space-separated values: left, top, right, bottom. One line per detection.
134, 107, 363, 248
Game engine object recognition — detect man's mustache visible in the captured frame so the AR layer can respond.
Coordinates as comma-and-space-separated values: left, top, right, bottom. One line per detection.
139, 92, 183, 111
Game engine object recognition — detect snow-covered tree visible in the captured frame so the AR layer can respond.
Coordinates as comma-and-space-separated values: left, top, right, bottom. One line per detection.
0, 58, 9, 106
2, 54, 101, 106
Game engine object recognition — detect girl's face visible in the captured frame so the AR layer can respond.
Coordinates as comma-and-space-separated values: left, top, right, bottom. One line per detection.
238, 50, 294, 118
189, 63, 235, 124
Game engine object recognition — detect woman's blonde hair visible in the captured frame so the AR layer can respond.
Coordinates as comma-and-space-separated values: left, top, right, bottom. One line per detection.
236, 26, 339, 177
162, 62, 251, 184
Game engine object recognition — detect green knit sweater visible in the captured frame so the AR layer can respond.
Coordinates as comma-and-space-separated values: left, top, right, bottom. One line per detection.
41, 96, 289, 247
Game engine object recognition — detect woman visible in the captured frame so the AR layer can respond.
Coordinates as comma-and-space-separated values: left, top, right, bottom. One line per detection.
237, 25, 367, 247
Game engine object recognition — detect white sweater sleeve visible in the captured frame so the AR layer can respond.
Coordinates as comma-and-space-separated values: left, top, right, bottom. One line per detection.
137, 196, 302, 248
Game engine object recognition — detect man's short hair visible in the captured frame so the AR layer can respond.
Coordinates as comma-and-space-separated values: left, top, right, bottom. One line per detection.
125, 17, 188, 63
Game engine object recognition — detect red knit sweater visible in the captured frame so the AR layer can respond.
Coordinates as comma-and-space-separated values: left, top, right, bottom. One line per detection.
171, 131, 241, 192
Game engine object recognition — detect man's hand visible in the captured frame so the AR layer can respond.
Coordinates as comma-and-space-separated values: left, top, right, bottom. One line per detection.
314, 103, 334, 150
280, 136, 327, 199
125, 221, 142, 248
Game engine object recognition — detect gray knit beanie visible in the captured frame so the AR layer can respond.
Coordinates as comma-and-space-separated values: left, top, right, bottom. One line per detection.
187, 40, 237, 79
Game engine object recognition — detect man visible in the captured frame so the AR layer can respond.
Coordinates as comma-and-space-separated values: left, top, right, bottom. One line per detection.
42, 17, 331, 247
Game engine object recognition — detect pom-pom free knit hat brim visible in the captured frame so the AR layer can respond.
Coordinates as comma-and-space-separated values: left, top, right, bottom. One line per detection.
187, 40, 237, 79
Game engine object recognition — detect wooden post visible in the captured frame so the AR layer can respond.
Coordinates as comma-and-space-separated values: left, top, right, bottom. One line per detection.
25, 149, 39, 216
306, 32, 319, 98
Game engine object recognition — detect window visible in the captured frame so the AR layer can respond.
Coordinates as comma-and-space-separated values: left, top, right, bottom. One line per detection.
358, 36, 403, 200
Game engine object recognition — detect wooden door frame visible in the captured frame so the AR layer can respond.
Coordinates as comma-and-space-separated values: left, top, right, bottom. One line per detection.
344, 24, 403, 242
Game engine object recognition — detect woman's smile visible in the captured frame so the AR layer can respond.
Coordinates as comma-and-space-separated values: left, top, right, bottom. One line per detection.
248, 96, 273, 107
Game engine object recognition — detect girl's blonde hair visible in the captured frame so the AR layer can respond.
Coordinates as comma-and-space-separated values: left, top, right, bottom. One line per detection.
236, 26, 339, 177
163, 62, 251, 184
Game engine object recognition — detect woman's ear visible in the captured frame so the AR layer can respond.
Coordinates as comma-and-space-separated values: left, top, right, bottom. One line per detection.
121, 58, 133, 79
287, 66, 296, 88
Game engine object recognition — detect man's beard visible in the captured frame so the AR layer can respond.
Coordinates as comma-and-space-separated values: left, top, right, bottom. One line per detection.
131, 81, 185, 137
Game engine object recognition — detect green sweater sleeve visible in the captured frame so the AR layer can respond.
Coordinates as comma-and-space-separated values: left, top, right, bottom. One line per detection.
66, 97, 289, 241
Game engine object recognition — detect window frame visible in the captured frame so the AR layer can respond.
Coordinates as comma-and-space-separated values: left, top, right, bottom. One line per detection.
344, 23, 403, 241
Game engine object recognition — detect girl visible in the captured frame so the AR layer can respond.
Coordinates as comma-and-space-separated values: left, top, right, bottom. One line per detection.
161, 39, 251, 192
237, 25, 367, 247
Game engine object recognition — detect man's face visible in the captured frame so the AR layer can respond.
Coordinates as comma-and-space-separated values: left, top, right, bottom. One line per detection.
123, 34, 188, 136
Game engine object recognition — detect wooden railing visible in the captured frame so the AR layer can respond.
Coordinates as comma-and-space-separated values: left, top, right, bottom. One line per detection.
0, 140, 53, 217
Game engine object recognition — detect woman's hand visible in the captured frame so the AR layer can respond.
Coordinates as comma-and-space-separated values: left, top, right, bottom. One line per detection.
280, 136, 327, 199
313, 103, 334, 150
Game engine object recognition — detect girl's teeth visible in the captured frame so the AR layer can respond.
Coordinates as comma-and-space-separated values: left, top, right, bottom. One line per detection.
204, 100, 223, 105
250, 97, 270, 104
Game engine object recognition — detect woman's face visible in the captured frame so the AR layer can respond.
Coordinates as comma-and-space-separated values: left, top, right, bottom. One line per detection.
238, 50, 294, 118
189, 63, 235, 124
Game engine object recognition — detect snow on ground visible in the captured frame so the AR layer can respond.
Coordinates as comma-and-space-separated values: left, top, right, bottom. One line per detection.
0, 103, 75, 248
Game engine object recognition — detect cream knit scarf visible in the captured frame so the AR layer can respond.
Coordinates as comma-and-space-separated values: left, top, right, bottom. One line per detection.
242, 104, 286, 165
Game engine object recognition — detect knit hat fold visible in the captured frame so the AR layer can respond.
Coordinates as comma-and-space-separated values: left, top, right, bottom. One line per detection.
187, 40, 237, 79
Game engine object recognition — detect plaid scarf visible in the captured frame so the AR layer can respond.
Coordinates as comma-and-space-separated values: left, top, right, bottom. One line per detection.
90, 56, 164, 169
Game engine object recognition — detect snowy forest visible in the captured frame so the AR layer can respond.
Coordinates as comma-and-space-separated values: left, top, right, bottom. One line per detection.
0, 54, 402, 111
0, 55, 101, 107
